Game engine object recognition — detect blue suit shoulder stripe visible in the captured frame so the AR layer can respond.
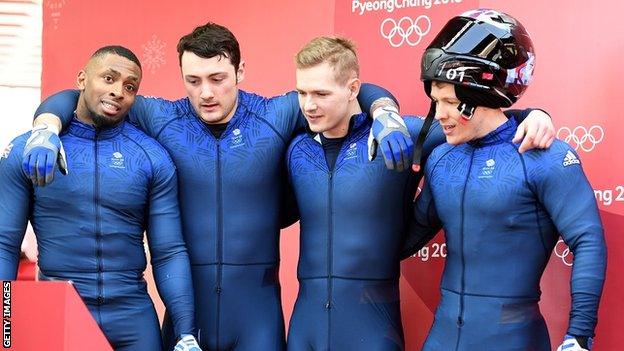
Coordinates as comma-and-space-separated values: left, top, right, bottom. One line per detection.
545, 139, 578, 155
239, 92, 289, 144
287, 133, 309, 152
121, 127, 173, 179
150, 98, 193, 139
239, 90, 269, 111
153, 116, 185, 140
172, 97, 196, 117
503, 141, 537, 196
123, 124, 173, 159
518, 139, 579, 164
517, 139, 584, 188
286, 133, 309, 165
255, 115, 287, 145
426, 143, 457, 175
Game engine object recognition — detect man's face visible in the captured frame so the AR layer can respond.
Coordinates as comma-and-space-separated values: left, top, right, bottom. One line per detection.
295, 61, 358, 138
430, 81, 484, 145
181, 51, 244, 125
76, 53, 141, 128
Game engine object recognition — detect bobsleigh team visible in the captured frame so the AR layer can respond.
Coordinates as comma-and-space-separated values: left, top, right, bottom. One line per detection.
0, 8, 606, 351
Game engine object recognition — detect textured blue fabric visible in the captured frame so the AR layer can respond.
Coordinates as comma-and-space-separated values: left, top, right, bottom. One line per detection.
285, 114, 443, 350
408, 117, 606, 350
34, 85, 393, 350
0, 118, 195, 350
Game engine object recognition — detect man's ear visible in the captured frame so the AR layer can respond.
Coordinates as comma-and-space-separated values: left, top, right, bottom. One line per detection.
348, 77, 361, 101
236, 60, 245, 84
77, 70, 87, 91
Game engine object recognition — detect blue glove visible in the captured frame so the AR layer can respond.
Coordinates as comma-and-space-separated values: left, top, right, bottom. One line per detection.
174, 334, 202, 351
22, 124, 68, 187
557, 334, 592, 351
367, 106, 414, 171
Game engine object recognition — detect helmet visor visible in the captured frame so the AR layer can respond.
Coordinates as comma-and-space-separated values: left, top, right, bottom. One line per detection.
426, 16, 521, 68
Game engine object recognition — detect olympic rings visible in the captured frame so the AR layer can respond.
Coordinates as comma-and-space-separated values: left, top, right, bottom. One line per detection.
557, 125, 604, 152
380, 15, 431, 48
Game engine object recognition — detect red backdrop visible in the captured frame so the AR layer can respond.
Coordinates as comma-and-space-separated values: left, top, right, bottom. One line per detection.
42, 1, 623, 349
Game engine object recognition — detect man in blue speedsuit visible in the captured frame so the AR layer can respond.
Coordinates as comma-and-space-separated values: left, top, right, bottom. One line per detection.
403, 9, 607, 351
23, 23, 416, 351
286, 36, 557, 350
0, 46, 201, 351
23, 23, 554, 351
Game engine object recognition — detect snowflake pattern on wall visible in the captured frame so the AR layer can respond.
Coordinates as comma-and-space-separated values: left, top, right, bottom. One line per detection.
46, 0, 68, 30
142, 35, 167, 74
46, 0, 67, 10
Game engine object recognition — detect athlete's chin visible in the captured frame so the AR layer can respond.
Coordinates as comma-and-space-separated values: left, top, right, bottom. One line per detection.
445, 135, 468, 145
198, 110, 228, 124
308, 124, 328, 134
306, 119, 326, 133
93, 113, 124, 129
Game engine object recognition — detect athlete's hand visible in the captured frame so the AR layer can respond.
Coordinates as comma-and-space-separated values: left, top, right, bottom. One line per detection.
512, 109, 555, 153
556, 335, 592, 351
174, 334, 202, 351
367, 106, 413, 171
22, 124, 68, 186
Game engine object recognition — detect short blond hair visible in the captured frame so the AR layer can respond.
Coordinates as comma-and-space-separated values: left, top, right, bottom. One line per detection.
295, 36, 359, 84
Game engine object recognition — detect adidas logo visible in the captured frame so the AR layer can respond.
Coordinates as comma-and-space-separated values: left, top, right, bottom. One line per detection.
562, 150, 580, 167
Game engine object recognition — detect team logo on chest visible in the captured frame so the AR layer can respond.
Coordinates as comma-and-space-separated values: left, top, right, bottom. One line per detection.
229, 128, 245, 149
110, 151, 125, 169
478, 158, 495, 179
344, 142, 358, 161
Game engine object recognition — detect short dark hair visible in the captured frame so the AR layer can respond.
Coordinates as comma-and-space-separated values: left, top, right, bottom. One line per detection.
91, 45, 141, 69
177, 22, 241, 70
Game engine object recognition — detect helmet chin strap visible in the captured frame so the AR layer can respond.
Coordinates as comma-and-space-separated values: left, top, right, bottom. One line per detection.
411, 100, 436, 172
458, 102, 476, 124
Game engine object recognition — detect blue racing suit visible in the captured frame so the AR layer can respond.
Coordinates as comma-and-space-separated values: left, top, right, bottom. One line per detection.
34, 86, 391, 351
0, 118, 196, 351
285, 113, 443, 350
404, 117, 607, 351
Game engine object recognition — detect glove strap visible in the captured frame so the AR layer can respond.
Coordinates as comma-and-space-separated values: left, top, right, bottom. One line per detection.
372, 105, 399, 119
32, 123, 60, 135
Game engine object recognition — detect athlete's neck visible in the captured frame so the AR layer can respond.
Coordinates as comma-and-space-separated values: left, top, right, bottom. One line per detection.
471, 108, 508, 140
322, 100, 362, 139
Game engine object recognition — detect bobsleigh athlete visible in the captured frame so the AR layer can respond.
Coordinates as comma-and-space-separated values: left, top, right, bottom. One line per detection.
404, 9, 607, 351
0, 46, 201, 351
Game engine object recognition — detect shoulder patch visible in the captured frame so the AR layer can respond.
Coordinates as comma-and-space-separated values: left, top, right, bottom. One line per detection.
1, 143, 13, 160
562, 150, 580, 167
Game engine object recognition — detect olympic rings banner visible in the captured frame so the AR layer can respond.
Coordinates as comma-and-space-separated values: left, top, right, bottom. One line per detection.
40, 0, 622, 349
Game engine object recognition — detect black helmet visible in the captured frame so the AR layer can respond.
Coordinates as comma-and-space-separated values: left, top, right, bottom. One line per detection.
421, 9, 535, 109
